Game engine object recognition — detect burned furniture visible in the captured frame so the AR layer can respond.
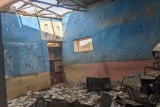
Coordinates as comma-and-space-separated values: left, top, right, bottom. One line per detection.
126, 86, 156, 107
121, 71, 160, 105
117, 85, 156, 107
138, 44, 160, 103
152, 43, 160, 68
31, 98, 72, 107
140, 70, 160, 103
86, 77, 112, 91
114, 95, 146, 107
98, 93, 112, 107
31, 98, 94, 107
141, 69, 160, 93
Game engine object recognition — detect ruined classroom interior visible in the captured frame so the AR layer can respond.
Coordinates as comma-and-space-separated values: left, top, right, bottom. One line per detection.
1, 0, 160, 107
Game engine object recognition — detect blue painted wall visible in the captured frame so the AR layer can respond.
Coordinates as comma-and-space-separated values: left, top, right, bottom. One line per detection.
1, 13, 61, 76
62, 0, 160, 65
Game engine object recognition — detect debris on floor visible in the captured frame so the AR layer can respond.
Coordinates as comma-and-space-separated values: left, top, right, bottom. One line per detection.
7, 74, 160, 107
86, 77, 112, 91
8, 83, 102, 107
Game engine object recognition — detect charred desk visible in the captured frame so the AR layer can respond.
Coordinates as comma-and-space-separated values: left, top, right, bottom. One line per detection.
141, 44, 160, 97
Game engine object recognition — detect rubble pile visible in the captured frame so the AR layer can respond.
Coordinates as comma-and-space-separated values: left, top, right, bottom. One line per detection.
8, 82, 128, 107
7, 70, 160, 107
8, 97, 36, 107
7, 83, 101, 107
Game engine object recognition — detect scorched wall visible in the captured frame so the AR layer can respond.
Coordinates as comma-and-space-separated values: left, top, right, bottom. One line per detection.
62, 0, 160, 83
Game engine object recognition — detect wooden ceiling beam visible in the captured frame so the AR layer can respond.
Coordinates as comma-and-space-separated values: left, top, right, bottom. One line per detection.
0, 10, 62, 19
17, 2, 28, 9
21, 5, 33, 9
20, 0, 61, 17
37, 5, 53, 13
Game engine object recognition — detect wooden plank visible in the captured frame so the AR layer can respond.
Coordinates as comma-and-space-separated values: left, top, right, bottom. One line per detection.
73, 40, 79, 52
47, 43, 61, 47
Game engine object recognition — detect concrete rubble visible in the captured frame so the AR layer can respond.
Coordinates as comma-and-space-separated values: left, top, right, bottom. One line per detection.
7, 83, 124, 107
7, 73, 160, 107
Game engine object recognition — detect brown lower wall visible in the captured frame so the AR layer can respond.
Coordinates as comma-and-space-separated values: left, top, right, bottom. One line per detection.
6, 72, 51, 100
50, 72, 65, 86
64, 60, 153, 83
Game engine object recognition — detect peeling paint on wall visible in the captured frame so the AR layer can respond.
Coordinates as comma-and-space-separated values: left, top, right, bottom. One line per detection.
1, 13, 62, 76
62, 0, 160, 82
62, 0, 160, 65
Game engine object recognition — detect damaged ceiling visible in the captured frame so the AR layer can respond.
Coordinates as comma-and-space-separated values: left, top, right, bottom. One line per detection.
1, 0, 105, 19
60, 0, 105, 11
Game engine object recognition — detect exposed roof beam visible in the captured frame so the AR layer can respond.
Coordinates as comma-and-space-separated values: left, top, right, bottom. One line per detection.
12, 7, 34, 16
38, 5, 83, 12
34, 5, 38, 15
33, 0, 78, 6
21, 5, 33, 9
17, 2, 28, 9
1, 10, 34, 16
16, 8, 29, 13
40, 13, 55, 15
37, 5, 53, 13
0, 11, 62, 19
33, 0, 58, 6
20, 0, 62, 17
62, 6, 83, 11
32, 0, 78, 11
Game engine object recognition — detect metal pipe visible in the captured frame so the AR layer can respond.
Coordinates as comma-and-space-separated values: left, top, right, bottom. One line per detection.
0, 13, 7, 107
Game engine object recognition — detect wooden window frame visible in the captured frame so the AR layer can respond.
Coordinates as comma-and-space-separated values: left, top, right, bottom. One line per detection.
73, 37, 93, 52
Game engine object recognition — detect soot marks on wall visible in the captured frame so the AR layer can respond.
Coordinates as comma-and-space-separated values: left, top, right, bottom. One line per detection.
1, 13, 61, 76
3, 42, 50, 76
62, 0, 160, 65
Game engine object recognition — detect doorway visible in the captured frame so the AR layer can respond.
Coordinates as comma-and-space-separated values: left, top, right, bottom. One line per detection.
47, 42, 64, 86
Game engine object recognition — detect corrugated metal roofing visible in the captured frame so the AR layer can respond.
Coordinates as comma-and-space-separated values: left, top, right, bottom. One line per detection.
60, 0, 105, 11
